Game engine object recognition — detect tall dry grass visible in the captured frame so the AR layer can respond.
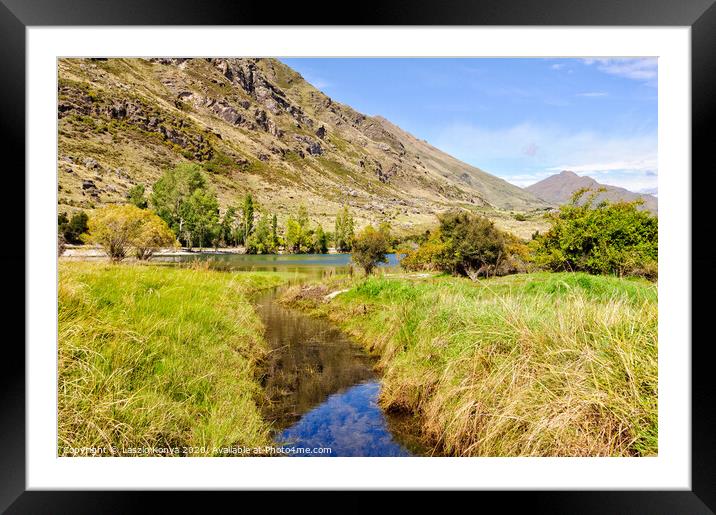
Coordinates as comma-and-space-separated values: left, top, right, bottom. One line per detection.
58, 262, 289, 456
290, 272, 657, 457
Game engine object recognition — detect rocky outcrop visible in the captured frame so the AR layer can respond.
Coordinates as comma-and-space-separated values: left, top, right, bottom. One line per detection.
83, 157, 101, 170
375, 162, 400, 184
206, 58, 314, 128
58, 83, 214, 161
293, 135, 323, 156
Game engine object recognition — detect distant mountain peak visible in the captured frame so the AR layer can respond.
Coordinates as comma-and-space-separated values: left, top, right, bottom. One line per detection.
526, 171, 657, 214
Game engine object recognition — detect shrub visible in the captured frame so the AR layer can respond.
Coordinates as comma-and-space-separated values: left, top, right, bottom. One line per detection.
284, 218, 304, 253
438, 211, 507, 278
58, 211, 89, 244
127, 184, 148, 209
352, 225, 390, 275
283, 205, 315, 254
133, 211, 177, 260
334, 205, 355, 251
182, 188, 219, 249
312, 224, 329, 254
403, 211, 509, 279
58, 232, 66, 257
400, 231, 448, 271
531, 188, 658, 278
150, 164, 212, 245
85, 204, 176, 261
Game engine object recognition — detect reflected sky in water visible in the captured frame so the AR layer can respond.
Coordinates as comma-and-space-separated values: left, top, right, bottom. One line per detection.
148, 252, 420, 456
277, 381, 412, 457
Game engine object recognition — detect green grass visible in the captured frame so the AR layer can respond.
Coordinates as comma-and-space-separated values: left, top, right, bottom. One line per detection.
58, 262, 290, 456
283, 271, 658, 457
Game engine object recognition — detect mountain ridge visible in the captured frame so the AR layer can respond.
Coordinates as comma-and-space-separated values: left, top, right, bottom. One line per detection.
57, 57, 548, 235
526, 170, 658, 214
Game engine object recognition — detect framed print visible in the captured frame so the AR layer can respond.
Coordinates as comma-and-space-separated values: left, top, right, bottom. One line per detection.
4, 0, 715, 511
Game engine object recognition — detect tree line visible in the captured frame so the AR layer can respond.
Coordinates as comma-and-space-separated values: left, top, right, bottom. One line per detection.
59, 163, 360, 260
147, 164, 356, 253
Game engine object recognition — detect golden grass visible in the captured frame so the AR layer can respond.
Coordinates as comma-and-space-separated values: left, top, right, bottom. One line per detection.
283, 272, 658, 457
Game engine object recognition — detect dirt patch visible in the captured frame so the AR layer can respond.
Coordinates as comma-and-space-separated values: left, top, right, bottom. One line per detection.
281, 284, 330, 304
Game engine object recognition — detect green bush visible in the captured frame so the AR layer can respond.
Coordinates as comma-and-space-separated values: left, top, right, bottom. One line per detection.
352, 225, 391, 275
400, 231, 448, 272
127, 184, 148, 209
402, 211, 509, 279
150, 164, 220, 248
531, 188, 657, 279
245, 212, 278, 254
58, 211, 89, 244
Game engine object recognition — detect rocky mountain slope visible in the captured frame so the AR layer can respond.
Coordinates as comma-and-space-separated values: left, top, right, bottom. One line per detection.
526, 171, 658, 214
58, 58, 549, 234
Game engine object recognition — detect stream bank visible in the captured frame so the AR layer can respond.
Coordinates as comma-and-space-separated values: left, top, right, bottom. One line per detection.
253, 282, 427, 457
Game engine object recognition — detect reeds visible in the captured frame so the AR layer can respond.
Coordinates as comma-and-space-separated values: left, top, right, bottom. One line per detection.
304, 272, 658, 456
57, 262, 288, 456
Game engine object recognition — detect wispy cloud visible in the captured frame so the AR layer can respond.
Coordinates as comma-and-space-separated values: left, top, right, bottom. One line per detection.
550, 63, 565, 70
307, 77, 331, 90
432, 121, 657, 191
508, 170, 658, 192
504, 171, 554, 187
522, 142, 539, 157
297, 70, 332, 91
547, 158, 657, 174
582, 57, 657, 83
576, 91, 608, 97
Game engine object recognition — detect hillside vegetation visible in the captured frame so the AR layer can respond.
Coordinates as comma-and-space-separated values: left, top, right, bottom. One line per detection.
282, 272, 658, 457
58, 58, 549, 238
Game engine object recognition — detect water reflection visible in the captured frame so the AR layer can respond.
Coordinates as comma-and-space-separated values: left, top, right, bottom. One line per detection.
277, 381, 412, 457
150, 252, 422, 456
254, 287, 376, 430
151, 252, 402, 277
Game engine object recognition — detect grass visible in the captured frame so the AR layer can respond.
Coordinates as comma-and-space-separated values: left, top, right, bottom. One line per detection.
282, 271, 658, 457
58, 261, 291, 456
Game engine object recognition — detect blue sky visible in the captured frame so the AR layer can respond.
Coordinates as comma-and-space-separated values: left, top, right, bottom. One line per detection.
280, 58, 658, 194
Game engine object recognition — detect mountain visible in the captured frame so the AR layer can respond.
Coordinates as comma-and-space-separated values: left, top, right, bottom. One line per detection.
57, 58, 548, 234
525, 171, 658, 214
639, 187, 658, 197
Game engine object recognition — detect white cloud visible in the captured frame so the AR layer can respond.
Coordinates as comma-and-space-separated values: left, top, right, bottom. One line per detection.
547, 158, 658, 174
505, 171, 554, 187
576, 92, 608, 97
308, 77, 331, 90
550, 63, 565, 70
582, 57, 657, 82
506, 171, 658, 192
297, 70, 332, 90
582, 173, 659, 193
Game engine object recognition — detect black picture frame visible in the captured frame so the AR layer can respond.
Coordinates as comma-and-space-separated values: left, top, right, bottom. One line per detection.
3, 0, 714, 511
